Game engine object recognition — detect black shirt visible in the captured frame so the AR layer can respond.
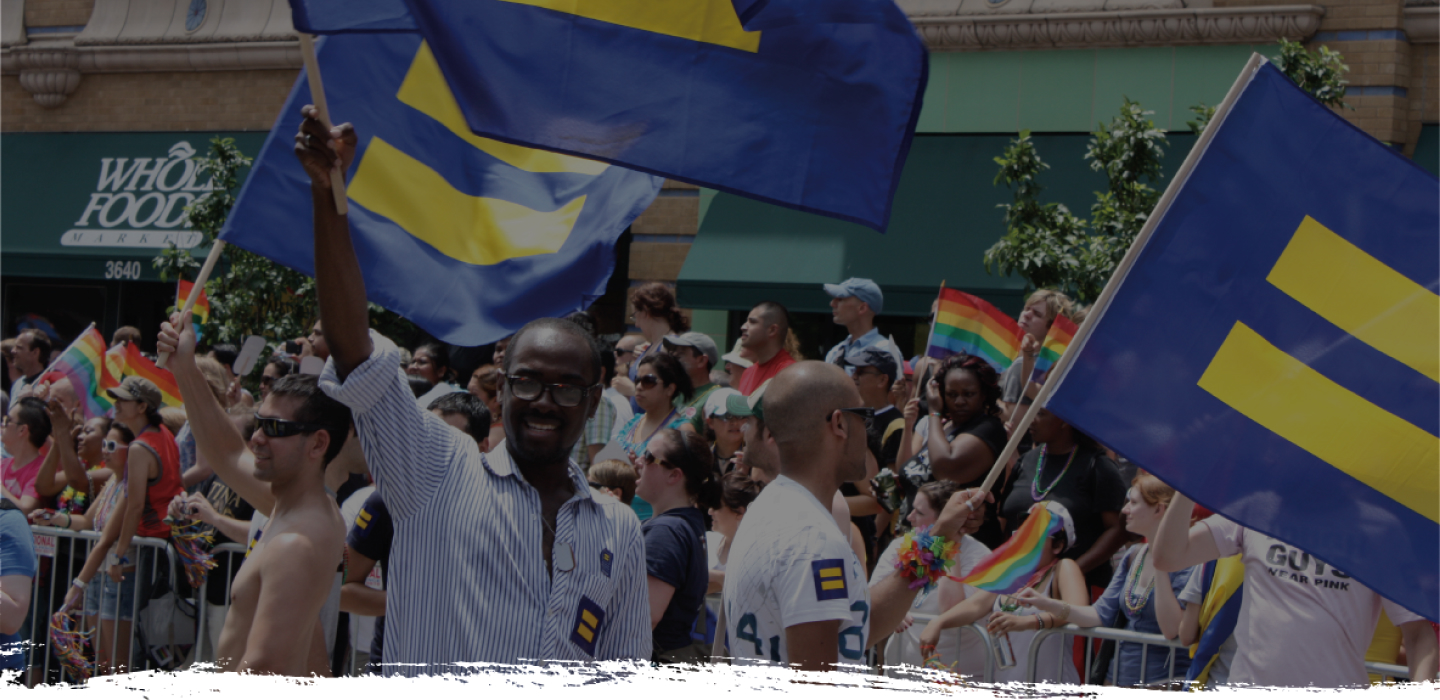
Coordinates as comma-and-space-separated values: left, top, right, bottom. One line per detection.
998, 444, 1127, 590
641, 506, 708, 654
346, 490, 394, 666
197, 474, 257, 606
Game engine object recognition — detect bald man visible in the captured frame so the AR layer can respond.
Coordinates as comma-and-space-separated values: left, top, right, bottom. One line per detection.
721, 363, 979, 671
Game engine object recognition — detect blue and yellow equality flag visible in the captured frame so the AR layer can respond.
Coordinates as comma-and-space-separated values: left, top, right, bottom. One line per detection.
1045, 61, 1439, 621
326, 0, 922, 233
220, 33, 663, 346
1185, 556, 1243, 688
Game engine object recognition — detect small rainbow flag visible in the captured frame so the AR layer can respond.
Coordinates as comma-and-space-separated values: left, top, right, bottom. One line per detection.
48, 325, 113, 420
960, 502, 1064, 595
1032, 314, 1078, 379
124, 342, 184, 409
926, 287, 1023, 372
178, 280, 211, 342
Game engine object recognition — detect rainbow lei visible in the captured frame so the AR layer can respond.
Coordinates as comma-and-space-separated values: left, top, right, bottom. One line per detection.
50, 609, 94, 683
171, 519, 217, 589
893, 526, 959, 592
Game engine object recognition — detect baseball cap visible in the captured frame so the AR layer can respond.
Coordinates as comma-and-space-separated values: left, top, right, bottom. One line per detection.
846, 346, 899, 382
823, 278, 884, 315
1035, 500, 1078, 550
662, 332, 720, 369
724, 379, 772, 422
704, 388, 743, 418
721, 339, 752, 369
107, 376, 163, 411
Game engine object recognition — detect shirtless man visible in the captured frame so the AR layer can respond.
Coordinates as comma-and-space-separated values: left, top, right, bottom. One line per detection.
157, 317, 349, 675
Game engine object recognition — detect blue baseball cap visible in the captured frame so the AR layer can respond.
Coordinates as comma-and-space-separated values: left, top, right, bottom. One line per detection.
823, 278, 883, 315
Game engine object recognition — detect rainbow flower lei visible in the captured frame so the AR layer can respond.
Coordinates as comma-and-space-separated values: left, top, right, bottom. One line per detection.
171, 519, 217, 589
50, 609, 94, 683
893, 526, 959, 592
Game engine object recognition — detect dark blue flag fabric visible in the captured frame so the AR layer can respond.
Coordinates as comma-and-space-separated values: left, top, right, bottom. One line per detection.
1046, 61, 1439, 621
220, 33, 663, 346
291, 0, 414, 34
390, 0, 926, 232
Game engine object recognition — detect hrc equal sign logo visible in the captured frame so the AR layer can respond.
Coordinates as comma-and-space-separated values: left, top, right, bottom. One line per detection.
569, 596, 606, 656
355, 507, 373, 531
811, 558, 848, 601
1199, 216, 1439, 523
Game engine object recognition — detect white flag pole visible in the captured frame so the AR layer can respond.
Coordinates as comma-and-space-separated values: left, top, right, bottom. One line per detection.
298, 32, 349, 215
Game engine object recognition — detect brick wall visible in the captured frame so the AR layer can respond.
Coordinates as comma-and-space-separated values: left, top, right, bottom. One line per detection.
2, 70, 295, 132
1314, 0, 1405, 32
24, 0, 94, 27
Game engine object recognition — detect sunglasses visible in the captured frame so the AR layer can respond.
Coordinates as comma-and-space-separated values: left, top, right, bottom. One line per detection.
635, 374, 662, 389
827, 406, 876, 433
102, 439, 123, 453
640, 450, 673, 468
255, 416, 329, 439
505, 375, 593, 408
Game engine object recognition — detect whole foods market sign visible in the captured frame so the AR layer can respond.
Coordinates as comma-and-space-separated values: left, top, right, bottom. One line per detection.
65, 141, 210, 249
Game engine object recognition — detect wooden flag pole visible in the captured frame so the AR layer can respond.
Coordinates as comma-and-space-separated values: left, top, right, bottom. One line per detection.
156, 241, 226, 369
970, 52, 1267, 498
297, 33, 349, 215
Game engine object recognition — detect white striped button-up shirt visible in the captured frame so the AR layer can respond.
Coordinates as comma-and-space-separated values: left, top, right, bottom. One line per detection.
320, 332, 650, 674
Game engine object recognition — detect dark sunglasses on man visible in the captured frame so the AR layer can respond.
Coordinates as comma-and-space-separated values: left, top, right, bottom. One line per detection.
827, 406, 875, 433
505, 374, 594, 408
255, 416, 330, 439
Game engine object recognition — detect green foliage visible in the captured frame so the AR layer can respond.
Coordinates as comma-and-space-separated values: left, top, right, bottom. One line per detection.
1273, 38, 1349, 109
984, 100, 1169, 304
1188, 40, 1350, 135
153, 137, 418, 378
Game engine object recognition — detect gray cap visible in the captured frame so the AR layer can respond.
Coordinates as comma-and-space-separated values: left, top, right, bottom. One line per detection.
662, 332, 720, 369
823, 278, 884, 315
106, 376, 162, 411
846, 346, 900, 383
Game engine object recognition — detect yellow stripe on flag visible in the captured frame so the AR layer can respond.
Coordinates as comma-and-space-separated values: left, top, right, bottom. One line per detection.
1198, 322, 1439, 523
500, 0, 761, 53
398, 43, 609, 176
349, 137, 585, 266
1268, 216, 1439, 382
821, 580, 845, 591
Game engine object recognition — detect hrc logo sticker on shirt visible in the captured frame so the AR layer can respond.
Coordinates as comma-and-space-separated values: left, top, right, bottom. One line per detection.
600, 549, 613, 577
355, 507, 373, 531
570, 595, 606, 656
811, 559, 847, 601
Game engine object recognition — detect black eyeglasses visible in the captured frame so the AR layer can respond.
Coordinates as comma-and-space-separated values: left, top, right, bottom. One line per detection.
256, 416, 329, 439
505, 375, 594, 408
827, 406, 875, 433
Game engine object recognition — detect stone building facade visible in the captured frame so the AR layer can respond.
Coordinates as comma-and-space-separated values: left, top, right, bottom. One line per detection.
2, 0, 1435, 346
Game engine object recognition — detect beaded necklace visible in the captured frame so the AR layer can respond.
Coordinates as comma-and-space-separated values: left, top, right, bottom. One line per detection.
1031, 445, 1078, 501
1122, 544, 1156, 616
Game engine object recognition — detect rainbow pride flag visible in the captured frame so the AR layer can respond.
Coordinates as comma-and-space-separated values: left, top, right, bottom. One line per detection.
1032, 314, 1079, 379
960, 502, 1064, 595
48, 325, 114, 420
124, 342, 184, 409
178, 280, 210, 342
926, 287, 1023, 372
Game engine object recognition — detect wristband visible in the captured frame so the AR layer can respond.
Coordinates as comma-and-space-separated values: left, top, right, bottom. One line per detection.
63, 512, 72, 529
71, 577, 86, 590
894, 526, 960, 593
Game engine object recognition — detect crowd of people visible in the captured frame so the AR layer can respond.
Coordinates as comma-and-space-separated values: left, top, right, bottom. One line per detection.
0, 107, 1434, 688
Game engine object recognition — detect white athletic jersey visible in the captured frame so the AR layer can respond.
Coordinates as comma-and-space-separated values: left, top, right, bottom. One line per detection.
722, 475, 869, 666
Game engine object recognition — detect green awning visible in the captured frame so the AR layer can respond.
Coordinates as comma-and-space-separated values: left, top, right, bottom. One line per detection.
2, 132, 266, 282
1414, 124, 1439, 177
678, 133, 1198, 317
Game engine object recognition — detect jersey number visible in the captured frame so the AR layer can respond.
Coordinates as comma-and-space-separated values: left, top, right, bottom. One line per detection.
735, 613, 781, 662
839, 600, 869, 661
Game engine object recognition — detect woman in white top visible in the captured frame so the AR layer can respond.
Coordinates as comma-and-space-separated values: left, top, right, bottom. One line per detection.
871, 480, 992, 677
920, 501, 1089, 684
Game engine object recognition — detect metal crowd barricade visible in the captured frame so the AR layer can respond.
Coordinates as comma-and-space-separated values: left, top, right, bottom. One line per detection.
25, 525, 187, 685
874, 612, 995, 683
1366, 662, 1410, 683
1025, 623, 1191, 687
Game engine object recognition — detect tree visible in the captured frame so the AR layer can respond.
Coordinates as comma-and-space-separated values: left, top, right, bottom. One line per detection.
986, 40, 1351, 303
984, 98, 1168, 304
153, 137, 416, 377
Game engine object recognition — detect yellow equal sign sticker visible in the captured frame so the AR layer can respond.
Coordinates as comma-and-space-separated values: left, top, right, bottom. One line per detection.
1198, 321, 1439, 523
1268, 216, 1439, 382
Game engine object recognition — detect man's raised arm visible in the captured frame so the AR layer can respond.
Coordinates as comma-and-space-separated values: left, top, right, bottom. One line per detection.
157, 317, 273, 515
295, 105, 369, 380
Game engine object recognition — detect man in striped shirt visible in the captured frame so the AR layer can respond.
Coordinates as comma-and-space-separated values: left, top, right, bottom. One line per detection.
298, 109, 650, 673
